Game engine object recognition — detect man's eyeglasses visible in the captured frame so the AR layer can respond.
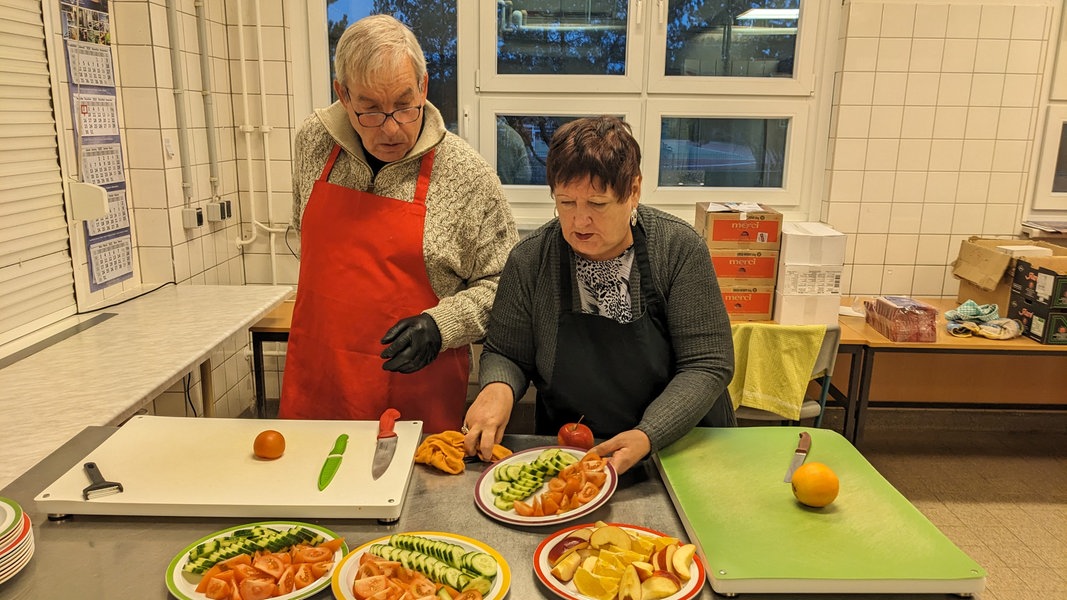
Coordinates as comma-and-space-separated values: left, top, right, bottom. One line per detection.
352, 105, 424, 128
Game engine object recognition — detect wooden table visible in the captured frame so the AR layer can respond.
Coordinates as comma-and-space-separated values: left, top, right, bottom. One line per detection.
837, 297, 1067, 445
249, 296, 294, 417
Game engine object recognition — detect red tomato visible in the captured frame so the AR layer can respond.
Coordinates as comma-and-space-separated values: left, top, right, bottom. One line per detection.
352, 574, 391, 599
274, 565, 295, 595
237, 577, 277, 600
541, 494, 560, 515
512, 499, 535, 516
584, 469, 607, 487
310, 560, 333, 579
532, 495, 544, 517
221, 554, 252, 568
293, 545, 333, 563
576, 481, 599, 504
455, 590, 484, 600
407, 577, 437, 596
356, 561, 382, 580
252, 554, 285, 579
320, 537, 345, 553
195, 565, 224, 593
229, 563, 265, 582
563, 472, 585, 496
548, 478, 567, 493
203, 577, 232, 600
293, 563, 316, 590
252, 430, 285, 459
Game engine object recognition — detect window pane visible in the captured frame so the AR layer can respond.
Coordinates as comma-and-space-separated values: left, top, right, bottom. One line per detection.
495, 115, 589, 185
497, 1, 629, 75
327, 1, 459, 132
659, 117, 787, 187
1053, 123, 1067, 193
665, 1, 799, 78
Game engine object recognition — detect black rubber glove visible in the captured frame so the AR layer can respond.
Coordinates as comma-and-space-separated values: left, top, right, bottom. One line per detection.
380, 314, 442, 374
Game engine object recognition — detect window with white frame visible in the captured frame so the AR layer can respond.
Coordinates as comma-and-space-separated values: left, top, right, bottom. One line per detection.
304, 0, 836, 225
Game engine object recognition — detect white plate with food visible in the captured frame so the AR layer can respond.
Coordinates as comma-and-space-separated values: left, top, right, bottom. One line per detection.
165, 520, 347, 600
332, 531, 510, 600
474, 446, 617, 526
534, 522, 706, 600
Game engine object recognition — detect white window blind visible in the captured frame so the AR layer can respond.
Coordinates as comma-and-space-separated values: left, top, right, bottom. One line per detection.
0, 0, 76, 345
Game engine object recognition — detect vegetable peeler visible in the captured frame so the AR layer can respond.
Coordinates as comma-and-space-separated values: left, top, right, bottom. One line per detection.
82, 462, 123, 500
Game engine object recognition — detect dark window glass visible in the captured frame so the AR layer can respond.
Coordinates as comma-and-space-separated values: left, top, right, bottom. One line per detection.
327, 1, 459, 132
660, 116, 788, 187
1053, 123, 1067, 193
496, 1, 629, 75
665, 1, 800, 78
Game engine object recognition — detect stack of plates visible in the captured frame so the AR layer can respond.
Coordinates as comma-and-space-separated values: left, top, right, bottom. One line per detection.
0, 497, 33, 585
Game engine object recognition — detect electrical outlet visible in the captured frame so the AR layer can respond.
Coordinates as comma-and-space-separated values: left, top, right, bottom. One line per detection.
182, 207, 203, 229
206, 202, 224, 222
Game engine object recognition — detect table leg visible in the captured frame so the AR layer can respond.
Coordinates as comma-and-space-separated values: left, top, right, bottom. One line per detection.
252, 332, 266, 419
853, 349, 876, 446
838, 347, 864, 444
199, 359, 214, 418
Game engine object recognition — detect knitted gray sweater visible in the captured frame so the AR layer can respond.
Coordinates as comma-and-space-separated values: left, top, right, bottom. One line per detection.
479, 204, 735, 452
291, 101, 519, 350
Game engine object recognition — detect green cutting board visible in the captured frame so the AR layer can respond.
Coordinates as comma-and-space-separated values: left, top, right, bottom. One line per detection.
654, 427, 986, 595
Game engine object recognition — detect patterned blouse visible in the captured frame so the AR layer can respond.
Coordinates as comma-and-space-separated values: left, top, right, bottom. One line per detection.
574, 246, 635, 323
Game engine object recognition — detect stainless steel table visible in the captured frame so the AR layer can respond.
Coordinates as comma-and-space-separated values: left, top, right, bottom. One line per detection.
0, 426, 963, 599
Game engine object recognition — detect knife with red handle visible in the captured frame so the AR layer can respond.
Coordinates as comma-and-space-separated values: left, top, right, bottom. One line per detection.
371, 408, 401, 480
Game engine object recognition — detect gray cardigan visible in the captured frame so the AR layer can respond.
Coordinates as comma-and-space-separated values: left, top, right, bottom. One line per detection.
479, 204, 735, 452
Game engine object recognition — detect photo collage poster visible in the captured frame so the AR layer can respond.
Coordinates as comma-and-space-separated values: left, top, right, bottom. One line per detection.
60, 0, 134, 291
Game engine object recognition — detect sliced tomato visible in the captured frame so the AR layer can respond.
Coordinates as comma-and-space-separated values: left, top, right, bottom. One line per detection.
352, 574, 391, 600
454, 590, 484, 600
356, 560, 382, 580
576, 480, 600, 504
532, 495, 544, 517
310, 560, 333, 579
547, 477, 567, 493
541, 493, 560, 515
275, 565, 295, 596
237, 577, 277, 600
229, 563, 265, 582
293, 563, 316, 590
276, 551, 292, 565
319, 537, 345, 553
563, 471, 585, 496
203, 577, 232, 600
251, 553, 285, 579
512, 499, 535, 516
293, 545, 334, 564
195, 565, 225, 593
407, 576, 437, 597
583, 469, 607, 487
558, 464, 578, 480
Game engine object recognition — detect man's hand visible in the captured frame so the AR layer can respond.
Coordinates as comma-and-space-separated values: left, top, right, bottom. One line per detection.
380, 314, 442, 373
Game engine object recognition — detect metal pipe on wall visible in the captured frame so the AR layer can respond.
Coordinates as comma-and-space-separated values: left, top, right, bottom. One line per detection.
165, 0, 194, 204
194, 0, 220, 199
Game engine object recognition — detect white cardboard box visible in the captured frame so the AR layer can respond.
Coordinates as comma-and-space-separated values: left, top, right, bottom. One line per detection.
779, 222, 846, 266
778, 264, 843, 295
774, 291, 841, 326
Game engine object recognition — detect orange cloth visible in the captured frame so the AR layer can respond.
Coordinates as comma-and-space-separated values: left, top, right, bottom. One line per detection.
414, 430, 511, 475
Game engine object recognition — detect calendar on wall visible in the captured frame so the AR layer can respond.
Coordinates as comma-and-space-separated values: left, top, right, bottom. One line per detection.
61, 0, 134, 292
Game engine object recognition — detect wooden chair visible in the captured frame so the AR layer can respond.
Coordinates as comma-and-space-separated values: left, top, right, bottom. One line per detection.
733, 324, 841, 427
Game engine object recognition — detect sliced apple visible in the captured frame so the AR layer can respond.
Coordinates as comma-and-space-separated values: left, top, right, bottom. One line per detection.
548, 536, 590, 565
550, 549, 583, 582
671, 543, 696, 581
590, 525, 632, 551
617, 564, 642, 600
568, 527, 594, 542
640, 570, 681, 600
631, 560, 655, 582
652, 543, 677, 572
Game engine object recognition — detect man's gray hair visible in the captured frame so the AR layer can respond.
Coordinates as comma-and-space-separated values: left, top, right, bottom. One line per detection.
334, 14, 427, 93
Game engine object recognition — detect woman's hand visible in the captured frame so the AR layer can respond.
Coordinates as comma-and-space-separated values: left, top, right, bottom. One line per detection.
462, 382, 515, 461
591, 429, 651, 476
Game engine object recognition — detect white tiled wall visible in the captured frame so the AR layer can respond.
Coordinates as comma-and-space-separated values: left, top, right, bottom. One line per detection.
825, 0, 1056, 297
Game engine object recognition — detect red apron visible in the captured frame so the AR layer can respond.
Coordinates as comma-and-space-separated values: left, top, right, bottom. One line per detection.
278, 144, 469, 433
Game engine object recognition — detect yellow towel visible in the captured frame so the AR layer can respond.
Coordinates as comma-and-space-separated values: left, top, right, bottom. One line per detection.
729, 322, 826, 421
414, 430, 512, 475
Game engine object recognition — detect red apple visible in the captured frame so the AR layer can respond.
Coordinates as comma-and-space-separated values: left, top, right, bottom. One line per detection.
547, 535, 589, 565
558, 417, 594, 449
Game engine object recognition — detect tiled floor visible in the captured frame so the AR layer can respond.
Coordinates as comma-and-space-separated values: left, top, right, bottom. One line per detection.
853, 414, 1067, 600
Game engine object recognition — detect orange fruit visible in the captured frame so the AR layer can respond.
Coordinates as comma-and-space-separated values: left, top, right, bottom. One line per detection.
253, 429, 285, 460
791, 462, 839, 507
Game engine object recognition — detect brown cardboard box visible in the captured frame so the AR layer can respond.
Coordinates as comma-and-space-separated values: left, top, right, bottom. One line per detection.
720, 284, 774, 321
952, 237, 1067, 308
710, 249, 778, 281
695, 203, 783, 250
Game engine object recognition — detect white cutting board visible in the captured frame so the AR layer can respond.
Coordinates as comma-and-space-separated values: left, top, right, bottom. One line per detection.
35, 415, 422, 520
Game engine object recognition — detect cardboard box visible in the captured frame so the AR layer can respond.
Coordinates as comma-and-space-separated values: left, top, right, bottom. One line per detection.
1006, 257, 1067, 345
777, 264, 842, 295
952, 237, 1067, 308
996, 245, 1054, 258
721, 284, 774, 321
773, 291, 841, 326
711, 249, 778, 281
779, 222, 846, 265
695, 203, 783, 249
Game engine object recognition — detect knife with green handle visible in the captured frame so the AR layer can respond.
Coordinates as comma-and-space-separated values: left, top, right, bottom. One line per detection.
317, 433, 349, 491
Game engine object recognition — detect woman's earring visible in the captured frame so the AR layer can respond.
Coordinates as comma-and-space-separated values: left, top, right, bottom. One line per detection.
630, 207, 638, 226
553, 207, 559, 218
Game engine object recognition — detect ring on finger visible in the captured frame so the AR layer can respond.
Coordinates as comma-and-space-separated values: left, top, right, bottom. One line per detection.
460, 423, 470, 434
